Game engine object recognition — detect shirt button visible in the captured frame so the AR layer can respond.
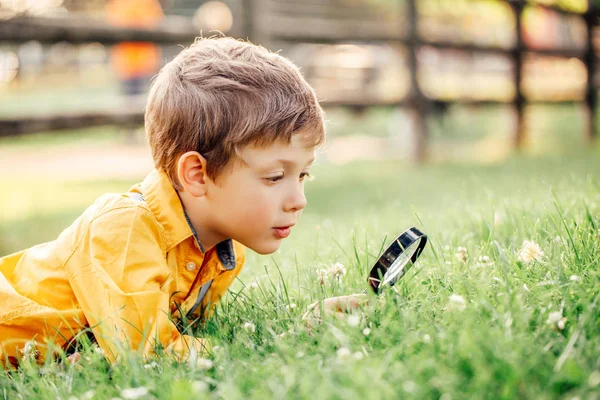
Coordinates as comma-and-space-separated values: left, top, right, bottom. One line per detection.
186, 262, 196, 271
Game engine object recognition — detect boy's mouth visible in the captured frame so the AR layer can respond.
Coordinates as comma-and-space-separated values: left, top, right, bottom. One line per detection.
273, 225, 294, 239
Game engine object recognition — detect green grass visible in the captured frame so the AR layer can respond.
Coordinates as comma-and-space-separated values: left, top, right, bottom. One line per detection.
0, 126, 125, 153
2, 152, 600, 399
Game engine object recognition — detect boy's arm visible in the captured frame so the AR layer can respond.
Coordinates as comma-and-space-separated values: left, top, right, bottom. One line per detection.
64, 205, 207, 363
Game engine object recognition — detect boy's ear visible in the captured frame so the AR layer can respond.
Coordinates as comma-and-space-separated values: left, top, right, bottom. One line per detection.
177, 151, 210, 196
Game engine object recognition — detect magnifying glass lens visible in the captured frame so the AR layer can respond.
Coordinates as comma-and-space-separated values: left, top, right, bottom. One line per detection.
368, 227, 427, 294
380, 239, 421, 287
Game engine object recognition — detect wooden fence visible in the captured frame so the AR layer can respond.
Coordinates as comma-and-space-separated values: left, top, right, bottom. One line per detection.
0, 0, 597, 160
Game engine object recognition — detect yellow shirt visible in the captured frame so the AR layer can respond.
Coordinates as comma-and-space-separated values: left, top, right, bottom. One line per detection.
0, 169, 245, 368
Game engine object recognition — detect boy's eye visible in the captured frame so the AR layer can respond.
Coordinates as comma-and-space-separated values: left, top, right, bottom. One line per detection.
265, 172, 312, 183
300, 172, 312, 181
266, 175, 284, 183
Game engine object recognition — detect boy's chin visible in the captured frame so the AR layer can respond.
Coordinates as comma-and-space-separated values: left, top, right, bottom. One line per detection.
247, 240, 282, 255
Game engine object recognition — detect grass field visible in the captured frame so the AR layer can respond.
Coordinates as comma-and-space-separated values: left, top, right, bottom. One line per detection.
1, 151, 600, 399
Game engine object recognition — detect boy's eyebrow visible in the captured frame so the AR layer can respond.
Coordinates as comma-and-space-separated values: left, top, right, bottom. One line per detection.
275, 158, 316, 167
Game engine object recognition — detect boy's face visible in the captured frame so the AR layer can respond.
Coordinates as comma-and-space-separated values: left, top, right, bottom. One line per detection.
205, 134, 316, 254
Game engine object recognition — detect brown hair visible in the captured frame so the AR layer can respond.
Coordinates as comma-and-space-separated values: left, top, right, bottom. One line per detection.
145, 37, 325, 190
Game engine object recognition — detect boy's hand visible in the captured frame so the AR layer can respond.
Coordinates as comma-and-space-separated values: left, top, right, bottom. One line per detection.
301, 294, 369, 328
67, 351, 81, 365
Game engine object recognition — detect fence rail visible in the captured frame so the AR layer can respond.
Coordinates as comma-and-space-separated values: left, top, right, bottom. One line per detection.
0, 108, 144, 138
0, 14, 198, 45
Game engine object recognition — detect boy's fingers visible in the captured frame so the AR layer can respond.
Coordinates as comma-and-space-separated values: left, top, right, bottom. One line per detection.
303, 314, 321, 330
323, 294, 369, 313
302, 294, 369, 329
67, 352, 81, 365
302, 302, 322, 329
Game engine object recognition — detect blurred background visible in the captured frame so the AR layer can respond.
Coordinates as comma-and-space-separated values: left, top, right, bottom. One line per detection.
1, 0, 600, 256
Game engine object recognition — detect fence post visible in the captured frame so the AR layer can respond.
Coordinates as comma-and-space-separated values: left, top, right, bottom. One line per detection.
584, 0, 597, 141
406, 0, 428, 162
242, 0, 255, 40
245, 0, 269, 47
509, 0, 526, 149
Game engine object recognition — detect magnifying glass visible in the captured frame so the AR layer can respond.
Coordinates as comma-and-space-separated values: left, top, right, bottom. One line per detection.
367, 227, 427, 294
301, 227, 428, 327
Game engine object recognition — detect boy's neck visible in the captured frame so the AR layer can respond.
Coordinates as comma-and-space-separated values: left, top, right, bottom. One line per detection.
178, 191, 227, 252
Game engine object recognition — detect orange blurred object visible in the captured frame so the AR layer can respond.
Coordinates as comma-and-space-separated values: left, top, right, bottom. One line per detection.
106, 0, 164, 79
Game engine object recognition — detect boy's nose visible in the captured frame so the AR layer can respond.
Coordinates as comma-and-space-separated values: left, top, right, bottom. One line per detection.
285, 185, 307, 212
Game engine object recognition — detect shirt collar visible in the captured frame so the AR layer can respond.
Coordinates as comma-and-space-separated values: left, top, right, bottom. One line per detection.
135, 169, 236, 270
139, 169, 192, 252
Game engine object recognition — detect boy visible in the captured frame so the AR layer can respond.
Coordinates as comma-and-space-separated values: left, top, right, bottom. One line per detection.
0, 37, 334, 368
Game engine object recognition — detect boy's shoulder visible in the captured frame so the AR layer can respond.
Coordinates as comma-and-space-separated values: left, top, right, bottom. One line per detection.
76, 188, 162, 236
92, 189, 150, 216
49, 186, 166, 264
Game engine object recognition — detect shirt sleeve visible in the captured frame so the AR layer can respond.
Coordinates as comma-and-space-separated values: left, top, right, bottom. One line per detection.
64, 205, 207, 363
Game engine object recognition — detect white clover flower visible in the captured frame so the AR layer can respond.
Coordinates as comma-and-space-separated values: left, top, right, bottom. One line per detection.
328, 262, 347, 280
362, 328, 371, 336
569, 275, 581, 282
120, 387, 149, 400
242, 322, 256, 333
20, 340, 38, 360
352, 351, 364, 360
316, 268, 328, 285
447, 294, 467, 312
588, 370, 600, 388
191, 381, 209, 394
81, 390, 95, 400
248, 282, 259, 290
336, 347, 351, 361
546, 311, 561, 324
195, 358, 213, 370
494, 210, 506, 227
346, 314, 360, 327
187, 348, 199, 369
143, 361, 159, 370
455, 247, 468, 264
546, 311, 566, 330
403, 380, 417, 393
554, 236, 564, 244
477, 256, 493, 267
517, 240, 544, 263
423, 334, 431, 343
